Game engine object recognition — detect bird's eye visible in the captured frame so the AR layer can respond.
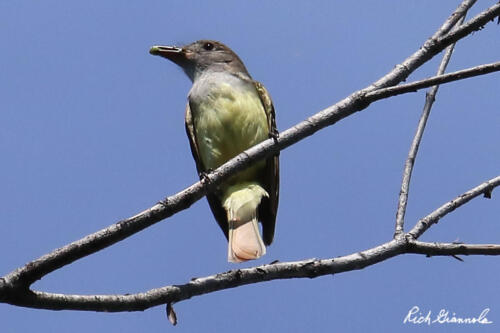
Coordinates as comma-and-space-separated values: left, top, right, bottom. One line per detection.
203, 42, 214, 51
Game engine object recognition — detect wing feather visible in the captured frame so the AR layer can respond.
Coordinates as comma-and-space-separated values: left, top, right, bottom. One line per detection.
254, 81, 280, 245
185, 103, 229, 240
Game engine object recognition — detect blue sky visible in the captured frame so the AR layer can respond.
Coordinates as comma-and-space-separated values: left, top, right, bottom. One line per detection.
1, 1, 499, 332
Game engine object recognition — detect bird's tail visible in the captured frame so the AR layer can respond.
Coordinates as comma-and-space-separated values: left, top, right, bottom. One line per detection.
223, 183, 268, 263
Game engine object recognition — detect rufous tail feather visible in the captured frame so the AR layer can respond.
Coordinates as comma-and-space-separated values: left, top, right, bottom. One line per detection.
223, 184, 268, 263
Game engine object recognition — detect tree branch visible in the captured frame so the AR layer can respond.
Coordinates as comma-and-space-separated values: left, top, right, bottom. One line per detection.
394, 14, 467, 237
2, 173, 499, 312
365, 61, 500, 101
408, 176, 500, 239
1, 239, 407, 311
434, 0, 476, 37
408, 241, 500, 256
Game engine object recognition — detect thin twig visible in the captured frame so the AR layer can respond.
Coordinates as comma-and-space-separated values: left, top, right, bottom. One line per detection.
370, 0, 486, 89
408, 175, 500, 239
394, 14, 468, 237
435, 0, 476, 37
408, 241, 500, 256
366, 61, 500, 101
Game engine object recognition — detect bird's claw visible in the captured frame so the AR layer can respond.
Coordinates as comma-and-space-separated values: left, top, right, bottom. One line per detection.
270, 128, 279, 141
199, 170, 213, 185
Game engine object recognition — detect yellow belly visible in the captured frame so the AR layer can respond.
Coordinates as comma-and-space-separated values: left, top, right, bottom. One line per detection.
193, 83, 269, 185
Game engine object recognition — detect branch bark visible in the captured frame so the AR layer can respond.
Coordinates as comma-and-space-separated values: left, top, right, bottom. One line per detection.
394, 13, 467, 237
408, 241, 500, 256
3, 240, 405, 311
365, 61, 500, 102
2, 173, 499, 311
408, 175, 500, 239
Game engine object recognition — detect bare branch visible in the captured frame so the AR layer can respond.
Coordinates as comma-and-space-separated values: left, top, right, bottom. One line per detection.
1, 239, 406, 311
394, 14, 467, 237
408, 175, 500, 239
366, 61, 500, 101
408, 241, 500, 256
435, 0, 476, 37
2, 174, 500, 312
370, 0, 495, 89
0, 166, 500, 312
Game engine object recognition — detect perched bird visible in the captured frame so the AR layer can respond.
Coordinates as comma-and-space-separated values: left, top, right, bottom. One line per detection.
150, 40, 279, 263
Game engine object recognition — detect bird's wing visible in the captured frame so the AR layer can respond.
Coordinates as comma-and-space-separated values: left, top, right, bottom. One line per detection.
185, 103, 229, 240
254, 81, 280, 245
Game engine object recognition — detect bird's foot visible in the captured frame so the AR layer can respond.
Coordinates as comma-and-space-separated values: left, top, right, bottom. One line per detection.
199, 169, 213, 185
270, 128, 279, 141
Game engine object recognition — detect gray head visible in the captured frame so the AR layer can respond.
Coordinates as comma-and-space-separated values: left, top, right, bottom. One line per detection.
150, 40, 250, 82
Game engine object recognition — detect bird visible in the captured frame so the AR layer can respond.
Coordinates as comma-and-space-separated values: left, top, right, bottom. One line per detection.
149, 40, 279, 263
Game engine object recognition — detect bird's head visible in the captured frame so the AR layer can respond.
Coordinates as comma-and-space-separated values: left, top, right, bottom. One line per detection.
149, 40, 249, 81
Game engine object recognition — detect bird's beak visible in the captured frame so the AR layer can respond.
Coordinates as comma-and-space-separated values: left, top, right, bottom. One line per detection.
149, 45, 185, 61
